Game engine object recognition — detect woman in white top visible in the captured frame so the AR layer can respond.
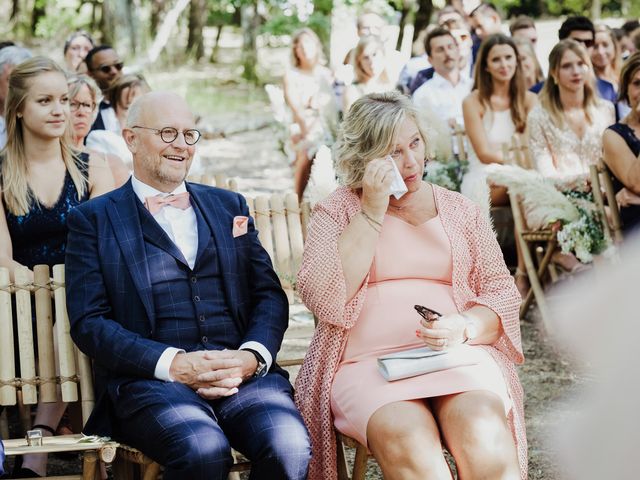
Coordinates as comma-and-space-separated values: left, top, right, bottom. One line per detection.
283, 28, 338, 201
462, 34, 537, 209
528, 39, 614, 183
462, 33, 537, 297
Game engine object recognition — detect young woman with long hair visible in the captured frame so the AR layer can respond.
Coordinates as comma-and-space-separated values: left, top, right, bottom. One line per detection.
461, 33, 537, 297
0, 56, 114, 477
343, 35, 395, 112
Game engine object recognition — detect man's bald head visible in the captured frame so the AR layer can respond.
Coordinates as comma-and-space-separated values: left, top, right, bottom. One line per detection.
126, 91, 194, 128
123, 91, 197, 192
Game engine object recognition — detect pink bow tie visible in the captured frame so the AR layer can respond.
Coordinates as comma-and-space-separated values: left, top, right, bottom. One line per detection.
145, 192, 191, 214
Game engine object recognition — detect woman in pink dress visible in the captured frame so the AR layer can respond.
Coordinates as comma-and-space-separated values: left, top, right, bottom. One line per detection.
295, 91, 525, 480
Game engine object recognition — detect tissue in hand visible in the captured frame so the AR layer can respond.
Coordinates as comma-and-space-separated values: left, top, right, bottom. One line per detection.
387, 156, 409, 199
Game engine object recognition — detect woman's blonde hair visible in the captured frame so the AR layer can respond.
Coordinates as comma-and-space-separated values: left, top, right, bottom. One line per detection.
513, 37, 544, 86
473, 33, 528, 133
291, 28, 326, 68
540, 39, 599, 127
67, 73, 101, 129
1, 56, 86, 216
105, 73, 151, 115
335, 91, 429, 189
353, 36, 390, 85
594, 24, 621, 78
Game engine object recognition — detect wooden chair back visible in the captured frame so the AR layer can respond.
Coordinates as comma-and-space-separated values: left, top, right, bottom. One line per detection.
589, 161, 623, 244
500, 135, 555, 331
501, 133, 533, 170
187, 172, 238, 192
0, 264, 117, 479
451, 126, 468, 162
246, 193, 311, 303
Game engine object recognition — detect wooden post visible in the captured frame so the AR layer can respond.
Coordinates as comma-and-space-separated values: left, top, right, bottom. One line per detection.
0, 267, 16, 406
271, 194, 293, 302
254, 196, 274, 262
214, 173, 228, 189
34, 265, 57, 403
15, 267, 37, 404
53, 265, 78, 402
285, 193, 305, 273
301, 202, 311, 242
76, 346, 95, 426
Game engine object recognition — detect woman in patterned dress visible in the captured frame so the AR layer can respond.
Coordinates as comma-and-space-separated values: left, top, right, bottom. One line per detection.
295, 91, 525, 480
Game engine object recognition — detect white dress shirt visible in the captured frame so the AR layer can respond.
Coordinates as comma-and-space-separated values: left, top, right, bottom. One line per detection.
100, 105, 121, 133
412, 72, 473, 127
131, 175, 272, 381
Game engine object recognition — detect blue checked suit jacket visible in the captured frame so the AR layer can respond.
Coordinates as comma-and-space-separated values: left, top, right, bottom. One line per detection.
65, 179, 289, 436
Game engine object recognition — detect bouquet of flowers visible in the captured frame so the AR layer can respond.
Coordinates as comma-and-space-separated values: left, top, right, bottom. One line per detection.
423, 158, 468, 192
555, 190, 608, 263
486, 165, 609, 263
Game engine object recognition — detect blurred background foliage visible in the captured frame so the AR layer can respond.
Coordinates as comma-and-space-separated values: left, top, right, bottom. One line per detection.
0, 0, 636, 82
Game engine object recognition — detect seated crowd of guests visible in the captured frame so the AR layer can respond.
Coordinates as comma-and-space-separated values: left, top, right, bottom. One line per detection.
1, 5, 640, 480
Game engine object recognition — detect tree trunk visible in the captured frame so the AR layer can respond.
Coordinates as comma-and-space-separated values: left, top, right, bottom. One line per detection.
414, 0, 433, 42
146, 0, 191, 64
126, 0, 138, 53
100, 0, 116, 45
150, 0, 167, 39
187, 0, 206, 60
30, 0, 46, 35
11, 0, 19, 20
210, 25, 223, 63
591, 0, 602, 20
396, 1, 411, 50
241, 1, 259, 83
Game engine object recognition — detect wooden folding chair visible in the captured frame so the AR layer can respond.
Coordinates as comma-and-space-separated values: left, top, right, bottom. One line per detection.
589, 160, 623, 244
0, 265, 118, 479
501, 135, 556, 330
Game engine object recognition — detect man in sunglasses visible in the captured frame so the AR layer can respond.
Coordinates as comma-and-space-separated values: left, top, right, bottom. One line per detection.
64, 91, 311, 480
85, 44, 124, 133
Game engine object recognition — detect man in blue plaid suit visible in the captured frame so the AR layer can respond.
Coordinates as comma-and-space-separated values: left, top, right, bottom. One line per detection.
65, 92, 311, 480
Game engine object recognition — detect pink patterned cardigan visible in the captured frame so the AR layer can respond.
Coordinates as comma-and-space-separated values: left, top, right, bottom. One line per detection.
294, 185, 527, 480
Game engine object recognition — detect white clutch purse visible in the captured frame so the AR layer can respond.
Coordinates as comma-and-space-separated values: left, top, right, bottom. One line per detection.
377, 345, 480, 382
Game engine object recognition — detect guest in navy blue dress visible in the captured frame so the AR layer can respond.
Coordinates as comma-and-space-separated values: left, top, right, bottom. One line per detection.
0, 57, 114, 478
603, 52, 640, 233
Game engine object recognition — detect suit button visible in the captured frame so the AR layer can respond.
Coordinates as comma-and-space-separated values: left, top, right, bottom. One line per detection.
199, 315, 205, 322
194, 295, 200, 302
202, 336, 208, 343
191, 276, 197, 283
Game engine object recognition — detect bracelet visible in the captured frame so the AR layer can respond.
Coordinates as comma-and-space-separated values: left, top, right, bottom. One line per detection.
360, 210, 383, 229
359, 212, 382, 233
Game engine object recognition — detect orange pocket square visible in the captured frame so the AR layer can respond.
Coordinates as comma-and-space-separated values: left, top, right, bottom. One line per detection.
232, 216, 249, 238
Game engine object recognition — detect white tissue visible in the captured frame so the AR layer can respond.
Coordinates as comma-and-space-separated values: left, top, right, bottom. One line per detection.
387, 156, 408, 199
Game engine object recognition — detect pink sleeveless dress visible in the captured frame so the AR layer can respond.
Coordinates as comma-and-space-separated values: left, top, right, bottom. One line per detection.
330, 214, 511, 446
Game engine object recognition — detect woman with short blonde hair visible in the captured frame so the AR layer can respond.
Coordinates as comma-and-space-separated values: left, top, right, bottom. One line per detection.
296, 91, 525, 480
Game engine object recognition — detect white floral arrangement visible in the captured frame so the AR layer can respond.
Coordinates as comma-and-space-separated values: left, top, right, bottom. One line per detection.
486, 165, 609, 263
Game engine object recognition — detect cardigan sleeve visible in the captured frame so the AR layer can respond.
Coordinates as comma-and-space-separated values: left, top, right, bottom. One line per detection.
467, 204, 524, 364
296, 193, 369, 330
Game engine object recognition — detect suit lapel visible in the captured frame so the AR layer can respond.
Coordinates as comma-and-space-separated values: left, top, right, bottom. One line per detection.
137, 202, 190, 268
187, 184, 239, 306
106, 180, 156, 327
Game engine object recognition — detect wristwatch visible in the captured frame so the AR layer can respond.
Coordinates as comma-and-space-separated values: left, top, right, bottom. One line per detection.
463, 319, 478, 344
244, 349, 268, 377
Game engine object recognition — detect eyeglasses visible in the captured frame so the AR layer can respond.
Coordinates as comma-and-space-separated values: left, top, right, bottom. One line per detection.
573, 38, 594, 49
70, 100, 96, 112
131, 126, 201, 145
95, 62, 124, 74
